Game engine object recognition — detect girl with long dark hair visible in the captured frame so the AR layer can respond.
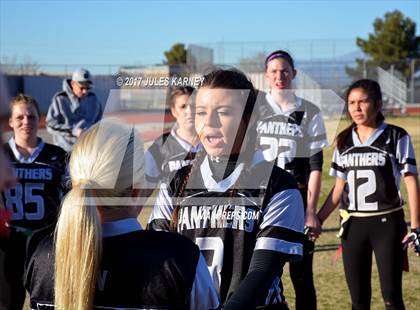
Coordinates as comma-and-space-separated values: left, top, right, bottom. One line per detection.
149, 69, 305, 309
318, 79, 419, 309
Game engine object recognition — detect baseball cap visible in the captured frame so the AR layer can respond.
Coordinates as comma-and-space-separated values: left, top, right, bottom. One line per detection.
72, 68, 93, 85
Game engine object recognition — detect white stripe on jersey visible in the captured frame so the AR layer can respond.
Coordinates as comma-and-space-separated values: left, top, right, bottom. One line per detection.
306, 111, 328, 153
396, 134, 418, 175
190, 254, 221, 310
148, 182, 173, 230
329, 167, 347, 180
401, 164, 418, 175
32, 303, 54, 309
255, 237, 303, 255
260, 189, 304, 233
309, 139, 328, 152
330, 148, 347, 180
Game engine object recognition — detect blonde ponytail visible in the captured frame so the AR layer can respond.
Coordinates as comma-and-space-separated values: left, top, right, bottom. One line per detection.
54, 120, 144, 310
54, 187, 102, 310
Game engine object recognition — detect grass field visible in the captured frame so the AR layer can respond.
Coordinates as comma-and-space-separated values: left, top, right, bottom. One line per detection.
138, 116, 420, 309
22, 116, 419, 309
302, 116, 420, 310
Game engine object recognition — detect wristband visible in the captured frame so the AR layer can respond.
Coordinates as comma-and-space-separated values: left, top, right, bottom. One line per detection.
406, 228, 420, 254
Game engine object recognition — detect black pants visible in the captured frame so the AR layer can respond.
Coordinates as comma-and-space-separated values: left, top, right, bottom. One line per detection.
0, 233, 27, 310
342, 210, 407, 310
288, 186, 317, 310
289, 239, 316, 310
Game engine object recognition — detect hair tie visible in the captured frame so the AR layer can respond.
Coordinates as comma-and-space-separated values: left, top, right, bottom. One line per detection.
73, 179, 99, 189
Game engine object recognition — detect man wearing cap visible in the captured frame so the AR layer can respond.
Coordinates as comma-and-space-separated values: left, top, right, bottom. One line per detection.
46, 68, 103, 152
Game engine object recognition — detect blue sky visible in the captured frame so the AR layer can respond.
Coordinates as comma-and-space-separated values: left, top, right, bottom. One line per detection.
0, 0, 419, 72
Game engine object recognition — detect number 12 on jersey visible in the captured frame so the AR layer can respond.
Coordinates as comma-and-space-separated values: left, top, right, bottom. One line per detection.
347, 169, 378, 211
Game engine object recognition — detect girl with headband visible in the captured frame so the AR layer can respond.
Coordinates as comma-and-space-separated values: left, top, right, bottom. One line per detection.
256, 50, 328, 309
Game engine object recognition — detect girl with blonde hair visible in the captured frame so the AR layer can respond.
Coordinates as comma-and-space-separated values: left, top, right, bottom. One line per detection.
25, 119, 219, 310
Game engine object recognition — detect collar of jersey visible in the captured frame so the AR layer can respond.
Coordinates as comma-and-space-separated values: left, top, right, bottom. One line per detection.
102, 218, 142, 237
266, 92, 302, 115
352, 122, 387, 146
200, 155, 244, 192
8, 137, 45, 163
171, 126, 202, 153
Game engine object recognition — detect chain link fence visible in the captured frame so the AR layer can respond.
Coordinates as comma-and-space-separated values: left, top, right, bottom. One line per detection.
1, 39, 420, 114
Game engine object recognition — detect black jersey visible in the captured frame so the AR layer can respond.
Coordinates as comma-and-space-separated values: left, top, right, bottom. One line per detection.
330, 123, 418, 212
145, 129, 201, 186
0, 139, 66, 310
148, 155, 305, 305
2, 139, 66, 232
25, 220, 220, 310
256, 93, 328, 185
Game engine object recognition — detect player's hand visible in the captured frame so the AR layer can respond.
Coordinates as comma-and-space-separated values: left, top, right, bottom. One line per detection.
402, 228, 420, 256
305, 211, 321, 241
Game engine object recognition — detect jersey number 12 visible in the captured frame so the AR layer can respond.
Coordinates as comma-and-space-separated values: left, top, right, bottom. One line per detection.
347, 169, 378, 211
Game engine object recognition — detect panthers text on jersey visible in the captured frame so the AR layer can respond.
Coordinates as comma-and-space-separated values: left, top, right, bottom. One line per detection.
256, 93, 328, 184
330, 123, 418, 212
0, 138, 67, 310
2, 138, 67, 232
148, 155, 305, 305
